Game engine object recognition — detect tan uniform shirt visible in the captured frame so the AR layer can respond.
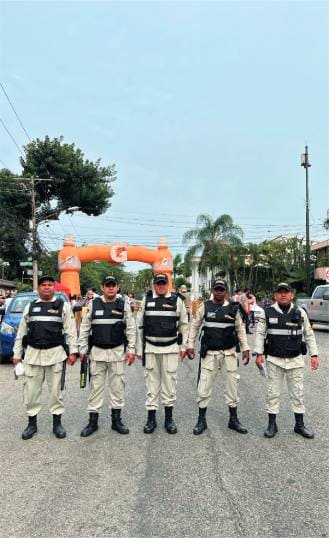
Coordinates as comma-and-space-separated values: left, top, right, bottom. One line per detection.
254, 302, 318, 369
187, 300, 249, 353
136, 292, 188, 355
79, 295, 136, 362
13, 297, 78, 366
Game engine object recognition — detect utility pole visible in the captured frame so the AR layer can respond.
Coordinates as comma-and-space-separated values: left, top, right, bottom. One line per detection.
301, 145, 311, 296
11, 177, 53, 289
31, 176, 38, 290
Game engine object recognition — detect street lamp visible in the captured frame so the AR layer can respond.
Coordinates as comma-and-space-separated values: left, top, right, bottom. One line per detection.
301, 145, 311, 296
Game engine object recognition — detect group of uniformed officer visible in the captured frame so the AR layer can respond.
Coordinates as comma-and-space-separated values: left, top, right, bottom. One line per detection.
13, 274, 319, 441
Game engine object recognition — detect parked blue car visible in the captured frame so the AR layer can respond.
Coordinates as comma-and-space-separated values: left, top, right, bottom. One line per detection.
0, 291, 69, 363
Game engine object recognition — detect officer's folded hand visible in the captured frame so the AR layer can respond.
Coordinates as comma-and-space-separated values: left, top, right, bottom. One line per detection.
255, 354, 264, 369
80, 353, 88, 362
179, 350, 186, 361
12, 357, 22, 366
310, 356, 319, 370
186, 348, 195, 360
126, 352, 135, 366
67, 353, 78, 366
242, 350, 250, 365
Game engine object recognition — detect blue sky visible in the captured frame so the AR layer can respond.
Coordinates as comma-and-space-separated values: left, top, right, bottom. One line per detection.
1, 0, 328, 266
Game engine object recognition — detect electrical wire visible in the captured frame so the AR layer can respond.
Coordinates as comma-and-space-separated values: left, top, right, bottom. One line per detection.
0, 81, 31, 141
0, 158, 10, 169
0, 118, 24, 156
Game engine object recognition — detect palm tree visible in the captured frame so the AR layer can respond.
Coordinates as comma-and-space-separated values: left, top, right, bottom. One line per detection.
173, 254, 183, 280
183, 214, 243, 279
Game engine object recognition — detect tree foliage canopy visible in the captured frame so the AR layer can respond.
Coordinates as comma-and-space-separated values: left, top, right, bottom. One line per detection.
183, 213, 243, 277
0, 136, 116, 280
21, 136, 116, 221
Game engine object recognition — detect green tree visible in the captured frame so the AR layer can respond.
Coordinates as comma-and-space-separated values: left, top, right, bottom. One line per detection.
134, 268, 153, 298
0, 169, 31, 279
183, 214, 243, 279
0, 136, 116, 281
21, 136, 116, 221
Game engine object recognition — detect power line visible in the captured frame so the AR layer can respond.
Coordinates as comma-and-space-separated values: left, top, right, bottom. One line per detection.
0, 81, 31, 141
0, 118, 24, 156
0, 157, 10, 169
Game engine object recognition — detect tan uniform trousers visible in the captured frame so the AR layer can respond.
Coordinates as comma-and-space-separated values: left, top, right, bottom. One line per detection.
23, 362, 65, 416
144, 353, 178, 410
266, 361, 305, 414
197, 352, 240, 409
88, 360, 126, 412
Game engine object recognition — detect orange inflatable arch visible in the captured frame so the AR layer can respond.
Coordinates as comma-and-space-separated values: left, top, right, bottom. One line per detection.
58, 235, 173, 296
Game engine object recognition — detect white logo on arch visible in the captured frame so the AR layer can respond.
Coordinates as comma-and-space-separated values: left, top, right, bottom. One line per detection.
111, 244, 128, 263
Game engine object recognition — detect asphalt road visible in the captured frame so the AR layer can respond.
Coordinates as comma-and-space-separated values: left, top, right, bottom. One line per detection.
0, 328, 328, 538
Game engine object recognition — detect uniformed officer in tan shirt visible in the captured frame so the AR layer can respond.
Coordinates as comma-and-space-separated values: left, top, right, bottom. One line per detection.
13, 276, 79, 440
186, 278, 250, 435
79, 275, 136, 436
136, 273, 188, 434
254, 282, 319, 439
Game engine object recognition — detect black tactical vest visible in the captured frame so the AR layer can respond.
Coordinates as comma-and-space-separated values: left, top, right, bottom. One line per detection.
202, 301, 238, 351
26, 298, 65, 349
265, 305, 303, 358
90, 297, 126, 349
144, 293, 179, 347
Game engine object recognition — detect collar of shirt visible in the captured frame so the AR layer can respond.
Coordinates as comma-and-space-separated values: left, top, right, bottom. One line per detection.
273, 301, 294, 314
153, 292, 172, 299
211, 299, 229, 307
36, 296, 57, 303
100, 295, 119, 303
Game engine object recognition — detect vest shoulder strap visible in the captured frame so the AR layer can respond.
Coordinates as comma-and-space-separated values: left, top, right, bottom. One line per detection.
229, 302, 239, 317
91, 297, 104, 316
115, 297, 125, 311
28, 299, 39, 315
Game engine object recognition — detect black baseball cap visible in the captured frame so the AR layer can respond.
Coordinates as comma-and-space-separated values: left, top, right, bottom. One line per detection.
212, 278, 228, 290
103, 275, 118, 286
38, 275, 55, 285
274, 282, 293, 292
153, 273, 168, 284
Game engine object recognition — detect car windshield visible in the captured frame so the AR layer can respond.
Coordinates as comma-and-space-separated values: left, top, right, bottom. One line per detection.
9, 295, 37, 313
8, 293, 67, 314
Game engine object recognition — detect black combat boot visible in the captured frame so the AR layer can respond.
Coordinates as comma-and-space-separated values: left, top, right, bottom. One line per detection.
164, 406, 177, 434
143, 410, 157, 434
111, 409, 129, 434
264, 413, 278, 438
22, 415, 37, 440
53, 414, 66, 439
193, 407, 207, 435
80, 412, 99, 437
228, 407, 248, 434
294, 413, 314, 439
